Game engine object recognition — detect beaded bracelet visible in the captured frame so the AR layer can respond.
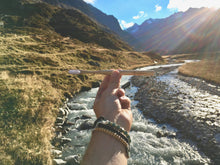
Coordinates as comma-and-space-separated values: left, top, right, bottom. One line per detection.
93, 117, 131, 143
93, 117, 131, 158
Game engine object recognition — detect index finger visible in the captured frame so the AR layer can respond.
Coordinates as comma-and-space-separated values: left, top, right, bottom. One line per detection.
96, 74, 111, 98
108, 70, 121, 91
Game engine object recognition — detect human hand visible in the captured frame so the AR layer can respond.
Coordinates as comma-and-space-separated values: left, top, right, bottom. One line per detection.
93, 70, 133, 131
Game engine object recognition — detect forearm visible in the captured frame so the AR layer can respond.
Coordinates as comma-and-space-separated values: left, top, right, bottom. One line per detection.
81, 131, 127, 165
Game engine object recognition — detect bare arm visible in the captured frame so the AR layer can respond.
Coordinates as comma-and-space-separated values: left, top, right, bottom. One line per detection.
82, 70, 133, 165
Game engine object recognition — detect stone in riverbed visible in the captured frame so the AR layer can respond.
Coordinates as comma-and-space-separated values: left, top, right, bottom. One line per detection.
58, 108, 66, 117
55, 117, 65, 126
53, 159, 66, 165
67, 103, 87, 110
65, 155, 80, 165
56, 117, 65, 123
122, 82, 131, 89
92, 81, 100, 88
51, 149, 62, 158
215, 133, 220, 144
156, 131, 163, 138
61, 137, 72, 144
63, 120, 75, 126
81, 115, 92, 120
77, 120, 93, 130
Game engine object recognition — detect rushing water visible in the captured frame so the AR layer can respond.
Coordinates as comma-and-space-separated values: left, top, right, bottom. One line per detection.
61, 63, 213, 164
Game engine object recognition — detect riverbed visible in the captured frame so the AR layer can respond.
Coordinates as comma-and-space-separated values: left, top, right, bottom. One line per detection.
53, 62, 220, 164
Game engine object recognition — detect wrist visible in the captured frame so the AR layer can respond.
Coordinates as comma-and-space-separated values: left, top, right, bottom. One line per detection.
93, 117, 131, 158
97, 113, 131, 131
92, 130, 127, 153
82, 131, 127, 165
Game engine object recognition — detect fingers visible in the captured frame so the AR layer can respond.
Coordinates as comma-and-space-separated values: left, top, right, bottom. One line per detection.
108, 70, 121, 91
96, 70, 121, 98
96, 74, 111, 98
119, 96, 131, 110
116, 88, 125, 98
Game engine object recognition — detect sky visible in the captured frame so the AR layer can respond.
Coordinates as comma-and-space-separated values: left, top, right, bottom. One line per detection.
83, 0, 220, 29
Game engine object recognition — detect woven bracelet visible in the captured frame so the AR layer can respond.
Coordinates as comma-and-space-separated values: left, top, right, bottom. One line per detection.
93, 117, 131, 158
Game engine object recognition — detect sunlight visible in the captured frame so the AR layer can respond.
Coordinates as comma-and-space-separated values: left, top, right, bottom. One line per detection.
141, 8, 216, 52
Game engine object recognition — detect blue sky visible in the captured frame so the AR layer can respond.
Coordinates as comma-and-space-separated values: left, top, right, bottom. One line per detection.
83, 0, 220, 29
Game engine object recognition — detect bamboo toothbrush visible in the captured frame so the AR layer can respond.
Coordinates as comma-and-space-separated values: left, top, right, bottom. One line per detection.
68, 69, 155, 76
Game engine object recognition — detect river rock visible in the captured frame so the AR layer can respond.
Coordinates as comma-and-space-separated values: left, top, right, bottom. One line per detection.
77, 120, 93, 130
56, 117, 65, 123
55, 126, 64, 132
215, 133, 220, 144
65, 155, 80, 165
53, 159, 66, 165
55, 117, 65, 126
58, 108, 66, 117
81, 115, 92, 120
51, 149, 62, 158
122, 82, 131, 89
61, 137, 72, 144
67, 103, 87, 110
156, 131, 163, 138
92, 81, 100, 88
63, 120, 75, 126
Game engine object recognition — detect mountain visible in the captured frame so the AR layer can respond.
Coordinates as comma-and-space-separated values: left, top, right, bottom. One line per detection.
127, 8, 220, 54
0, 0, 132, 50
126, 23, 139, 34
42, 0, 139, 50
126, 19, 159, 34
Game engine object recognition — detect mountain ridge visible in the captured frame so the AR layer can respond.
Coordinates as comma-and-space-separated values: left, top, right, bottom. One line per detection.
126, 8, 220, 54
41, 0, 140, 50
0, 0, 132, 51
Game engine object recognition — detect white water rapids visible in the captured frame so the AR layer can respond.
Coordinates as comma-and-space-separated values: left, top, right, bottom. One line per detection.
60, 63, 217, 164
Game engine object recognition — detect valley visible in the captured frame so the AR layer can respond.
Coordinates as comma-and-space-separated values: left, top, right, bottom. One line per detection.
0, 0, 219, 164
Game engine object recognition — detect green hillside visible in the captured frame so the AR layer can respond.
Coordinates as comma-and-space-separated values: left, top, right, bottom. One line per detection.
0, 1, 164, 164
0, 0, 132, 50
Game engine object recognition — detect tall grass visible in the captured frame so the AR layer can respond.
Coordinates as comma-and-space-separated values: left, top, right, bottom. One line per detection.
178, 59, 220, 84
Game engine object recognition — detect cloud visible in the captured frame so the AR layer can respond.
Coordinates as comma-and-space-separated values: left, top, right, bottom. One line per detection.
133, 11, 147, 20
168, 0, 220, 12
120, 20, 134, 30
83, 0, 96, 4
155, 5, 162, 12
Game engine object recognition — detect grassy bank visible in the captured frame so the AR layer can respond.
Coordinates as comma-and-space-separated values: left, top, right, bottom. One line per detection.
0, 31, 163, 164
178, 59, 220, 85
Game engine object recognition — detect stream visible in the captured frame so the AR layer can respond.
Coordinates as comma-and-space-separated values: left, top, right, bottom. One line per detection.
55, 62, 220, 164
